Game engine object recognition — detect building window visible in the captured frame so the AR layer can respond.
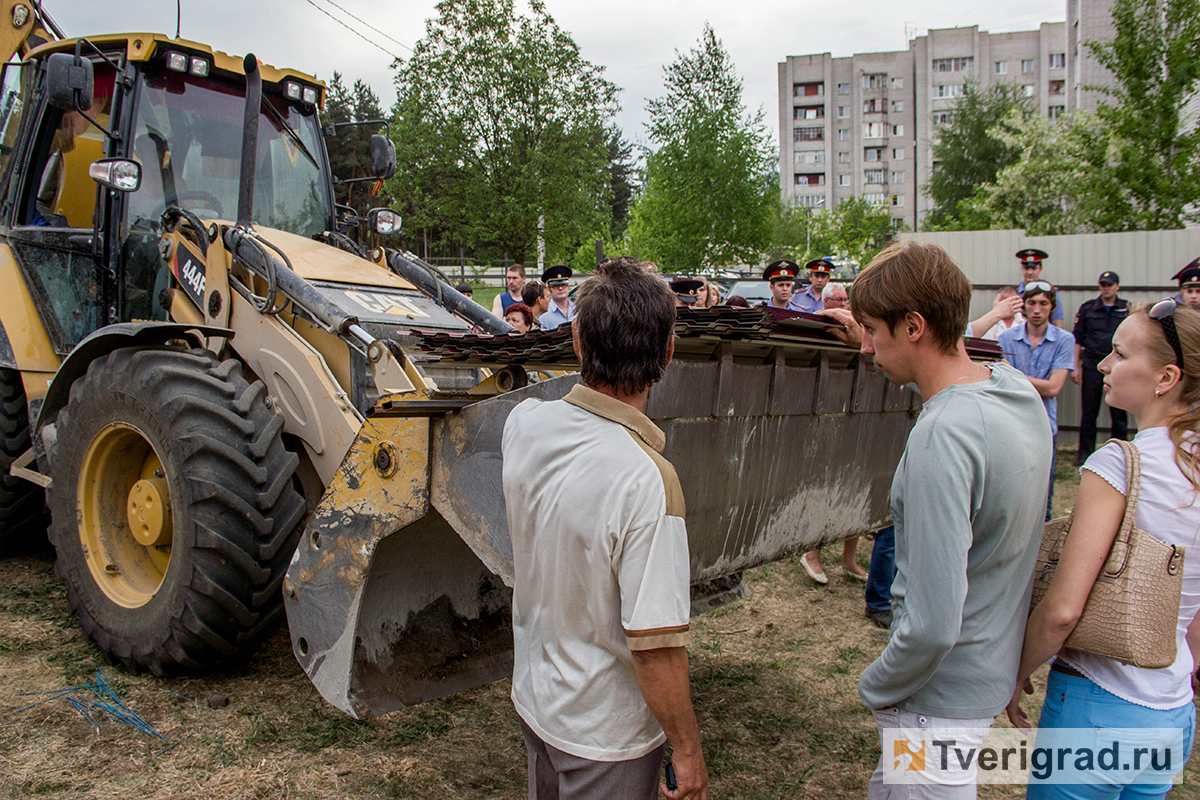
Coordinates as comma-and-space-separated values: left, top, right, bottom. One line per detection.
1048, 105, 1065, 119
891, 124, 904, 136
794, 173, 826, 186
1023, 84, 1035, 97
865, 169, 886, 184
864, 147, 884, 162
863, 192, 886, 205
890, 77, 903, 89
795, 194, 824, 207
793, 150, 826, 164
838, 128, 850, 141
891, 195, 904, 207
1049, 53, 1066, 69
837, 106, 848, 118
794, 81, 825, 97
1048, 79, 1065, 95
794, 127, 824, 142
838, 151, 850, 164
862, 73, 885, 90
1022, 59, 1035, 73
839, 174, 851, 187
863, 98, 882, 113
932, 111, 953, 124
935, 84, 966, 98
891, 100, 904, 113
933, 57, 973, 72
837, 82, 850, 95
891, 170, 905, 183
794, 106, 825, 120
863, 122, 886, 138
994, 61, 1008, 75
892, 147, 905, 160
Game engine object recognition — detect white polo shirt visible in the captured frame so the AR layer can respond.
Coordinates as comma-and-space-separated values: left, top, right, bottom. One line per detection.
502, 383, 692, 762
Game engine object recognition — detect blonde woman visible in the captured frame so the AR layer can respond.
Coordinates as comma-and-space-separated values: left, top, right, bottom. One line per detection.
1007, 300, 1200, 797
697, 277, 721, 308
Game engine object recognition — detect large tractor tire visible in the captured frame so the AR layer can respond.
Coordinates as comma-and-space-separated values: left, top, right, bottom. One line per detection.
47, 347, 306, 675
0, 368, 48, 555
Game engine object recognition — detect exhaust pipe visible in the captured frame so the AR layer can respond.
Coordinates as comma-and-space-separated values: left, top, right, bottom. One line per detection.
237, 53, 261, 228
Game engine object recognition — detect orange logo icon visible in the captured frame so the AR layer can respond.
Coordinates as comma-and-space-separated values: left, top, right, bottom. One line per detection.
893, 740, 926, 771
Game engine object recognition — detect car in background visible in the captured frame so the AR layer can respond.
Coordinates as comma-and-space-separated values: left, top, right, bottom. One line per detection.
717, 279, 793, 306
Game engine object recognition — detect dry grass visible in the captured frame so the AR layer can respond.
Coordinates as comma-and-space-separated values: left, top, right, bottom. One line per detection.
1, 450, 1197, 799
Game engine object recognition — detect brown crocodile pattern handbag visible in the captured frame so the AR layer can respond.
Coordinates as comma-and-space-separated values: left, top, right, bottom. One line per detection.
1029, 439, 1185, 669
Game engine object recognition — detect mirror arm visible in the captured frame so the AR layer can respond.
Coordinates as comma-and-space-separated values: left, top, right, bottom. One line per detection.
70, 38, 121, 142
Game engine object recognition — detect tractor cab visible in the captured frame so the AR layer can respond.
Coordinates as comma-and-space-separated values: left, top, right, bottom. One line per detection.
0, 35, 336, 353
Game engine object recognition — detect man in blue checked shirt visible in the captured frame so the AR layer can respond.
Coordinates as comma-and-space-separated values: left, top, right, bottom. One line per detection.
998, 281, 1075, 520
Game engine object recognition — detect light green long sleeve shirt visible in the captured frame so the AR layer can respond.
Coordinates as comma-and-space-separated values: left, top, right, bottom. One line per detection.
858, 362, 1052, 718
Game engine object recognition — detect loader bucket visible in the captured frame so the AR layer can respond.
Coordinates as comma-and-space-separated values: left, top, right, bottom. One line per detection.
283, 341, 920, 718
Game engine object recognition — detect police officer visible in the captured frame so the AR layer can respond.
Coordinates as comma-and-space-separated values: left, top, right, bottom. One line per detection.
1015, 248, 1065, 328
789, 257, 834, 313
762, 260, 798, 309
669, 278, 703, 308
537, 265, 574, 330
1072, 270, 1129, 463
1172, 259, 1200, 308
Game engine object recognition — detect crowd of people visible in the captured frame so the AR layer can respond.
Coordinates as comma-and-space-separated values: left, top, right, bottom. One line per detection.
493, 243, 1200, 800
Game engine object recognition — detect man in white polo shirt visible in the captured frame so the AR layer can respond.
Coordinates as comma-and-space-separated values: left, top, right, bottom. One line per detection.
502, 261, 708, 800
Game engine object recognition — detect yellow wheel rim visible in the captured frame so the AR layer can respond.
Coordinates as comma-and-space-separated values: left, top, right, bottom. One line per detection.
78, 423, 173, 608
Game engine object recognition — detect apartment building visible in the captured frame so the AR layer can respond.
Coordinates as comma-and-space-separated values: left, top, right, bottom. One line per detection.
778, 50, 916, 230
1067, 0, 1116, 112
911, 22, 1066, 221
779, 14, 1087, 228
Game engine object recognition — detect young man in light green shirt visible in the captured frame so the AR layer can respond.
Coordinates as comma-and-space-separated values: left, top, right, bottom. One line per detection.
822, 242, 1051, 798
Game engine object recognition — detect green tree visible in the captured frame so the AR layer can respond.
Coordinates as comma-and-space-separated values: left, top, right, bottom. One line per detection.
824, 197, 900, 270
626, 24, 775, 269
975, 108, 1117, 235
767, 202, 833, 264
324, 74, 387, 212
389, 0, 619, 262
923, 82, 1031, 230
1083, 0, 1200, 229
606, 127, 635, 241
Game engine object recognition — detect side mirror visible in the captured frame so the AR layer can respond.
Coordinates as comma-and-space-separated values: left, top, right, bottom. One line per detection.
368, 208, 401, 235
369, 134, 396, 180
89, 158, 141, 192
45, 52, 93, 111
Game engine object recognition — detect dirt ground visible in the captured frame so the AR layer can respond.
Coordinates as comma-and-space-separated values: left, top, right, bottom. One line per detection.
1, 451, 1197, 799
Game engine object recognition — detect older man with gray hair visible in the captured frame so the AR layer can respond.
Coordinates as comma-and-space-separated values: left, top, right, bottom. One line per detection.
822, 283, 848, 310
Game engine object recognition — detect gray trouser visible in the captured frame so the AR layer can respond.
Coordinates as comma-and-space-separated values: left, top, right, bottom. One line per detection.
520, 718, 666, 800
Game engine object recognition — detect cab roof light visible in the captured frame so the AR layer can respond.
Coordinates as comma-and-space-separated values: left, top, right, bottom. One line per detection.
188, 57, 209, 77
165, 51, 187, 72
283, 81, 302, 101
301, 86, 318, 105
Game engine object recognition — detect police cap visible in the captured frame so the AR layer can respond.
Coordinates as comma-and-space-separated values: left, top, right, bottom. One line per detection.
1016, 248, 1049, 265
670, 278, 703, 303
763, 260, 799, 283
804, 257, 835, 273
541, 264, 572, 285
1098, 271, 1119, 285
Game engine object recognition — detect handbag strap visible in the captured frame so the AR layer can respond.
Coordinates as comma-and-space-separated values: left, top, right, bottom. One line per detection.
1103, 439, 1142, 577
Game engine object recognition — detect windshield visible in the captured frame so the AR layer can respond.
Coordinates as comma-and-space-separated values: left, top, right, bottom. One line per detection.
126, 67, 331, 237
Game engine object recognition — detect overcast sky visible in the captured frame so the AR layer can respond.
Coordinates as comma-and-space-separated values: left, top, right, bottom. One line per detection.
46, 0, 1064, 147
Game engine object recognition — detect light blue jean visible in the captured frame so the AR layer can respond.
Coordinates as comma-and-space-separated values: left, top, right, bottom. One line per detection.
1027, 670, 1195, 799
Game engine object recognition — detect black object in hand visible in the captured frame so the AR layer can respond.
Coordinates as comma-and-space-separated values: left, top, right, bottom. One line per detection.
666, 762, 677, 791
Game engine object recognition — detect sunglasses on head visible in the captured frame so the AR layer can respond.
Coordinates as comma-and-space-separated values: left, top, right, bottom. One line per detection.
1149, 298, 1185, 370
1024, 280, 1053, 293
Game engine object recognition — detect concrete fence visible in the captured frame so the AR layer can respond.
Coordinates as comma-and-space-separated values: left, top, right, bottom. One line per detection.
899, 228, 1200, 446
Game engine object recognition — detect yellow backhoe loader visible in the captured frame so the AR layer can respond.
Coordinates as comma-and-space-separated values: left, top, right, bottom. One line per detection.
0, 1, 939, 719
